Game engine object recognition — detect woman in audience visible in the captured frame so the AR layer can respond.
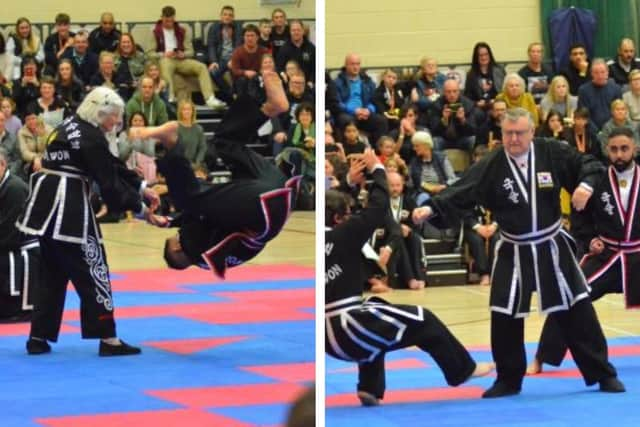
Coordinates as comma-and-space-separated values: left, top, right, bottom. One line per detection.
6, 17, 45, 80
495, 73, 539, 125
114, 33, 146, 101
464, 42, 505, 113
144, 61, 169, 102
540, 75, 577, 122
623, 69, 640, 125
118, 111, 156, 175
177, 99, 207, 172
389, 105, 425, 164
0, 35, 13, 90
561, 107, 602, 161
1, 97, 22, 135
27, 75, 66, 128
414, 56, 446, 98
373, 69, 404, 130
18, 106, 52, 175
12, 54, 41, 118
90, 51, 123, 91
536, 109, 565, 139
55, 59, 85, 114
599, 99, 639, 148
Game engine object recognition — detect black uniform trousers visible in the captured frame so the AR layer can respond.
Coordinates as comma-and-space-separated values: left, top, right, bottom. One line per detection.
356, 305, 476, 398
535, 254, 627, 367
492, 298, 616, 390
0, 244, 40, 320
30, 220, 116, 341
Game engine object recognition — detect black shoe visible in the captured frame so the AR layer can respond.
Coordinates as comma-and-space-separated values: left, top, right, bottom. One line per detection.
599, 377, 625, 393
482, 381, 521, 398
26, 338, 51, 355
99, 340, 142, 357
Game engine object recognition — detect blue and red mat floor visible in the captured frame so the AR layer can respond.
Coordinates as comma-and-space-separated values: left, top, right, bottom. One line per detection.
0, 264, 315, 427
326, 337, 640, 427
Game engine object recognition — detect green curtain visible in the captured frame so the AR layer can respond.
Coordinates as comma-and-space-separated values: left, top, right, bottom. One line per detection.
541, 0, 640, 61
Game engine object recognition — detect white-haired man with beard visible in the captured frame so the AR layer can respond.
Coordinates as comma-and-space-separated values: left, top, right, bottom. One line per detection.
17, 86, 160, 356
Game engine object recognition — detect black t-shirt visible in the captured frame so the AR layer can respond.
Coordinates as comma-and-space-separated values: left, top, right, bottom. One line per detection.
518, 64, 554, 104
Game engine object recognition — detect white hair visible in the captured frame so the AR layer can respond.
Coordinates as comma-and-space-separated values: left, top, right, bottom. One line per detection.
76, 86, 125, 127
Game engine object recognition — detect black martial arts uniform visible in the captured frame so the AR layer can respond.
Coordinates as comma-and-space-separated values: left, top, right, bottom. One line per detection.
16, 115, 146, 341
325, 167, 477, 400
158, 96, 301, 279
535, 163, 640, 366
0, 170, 40, 321
427, 138, 619, 393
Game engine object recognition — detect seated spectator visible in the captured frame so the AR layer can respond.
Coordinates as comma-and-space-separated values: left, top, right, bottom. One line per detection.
430, 79, 476, 151
607, 38, 640, 87
389, 105, 426, 164
578, 58, 623, 130
18, 107, 52, 175
246, 53, 274, 105
89, 51, 124, 91
6, 17, 45, 81
286, 102, 316, 159
384, 156, 409, 184
561, 107, 602, 161
147, 6, 226, 109
270, 8, 290, 58
206, 5, 243, 104
12, 55, 41, 118
540, 75, 577, 122
281, 59, 302, 85
373, 69, 405, 130
561, 43, 591, 96
55, 59, 85, 113
117, 111, 156, 182
517, 42, 553, 105
334, 53, 388, 144
409, 131, 457, 206
463, 146, 499, 286
61, 30, 99, 87
0, 147, 40, 322
231, 24, 270, 98
341, 121, 368, 157
177, 99, 207, 171
276, 20, 315, 86
0, 35, 12, 88
623, 69, 640, 125
114, 33, 146, 101
43, 13, 75, 75
411, 57, 445, 122
125, 76, 168, 126
271, 72, 314, 155
376, 135, 406, 171
89, 12, 121, 55
476, 99, 506, 148
144, 61, 169, 102
27, 76, 66, 128
598, 99, 639, 149
258, 18, 273, 51
0, 98, 22, 136
0, 114, 23, 179
464, 42, 506, 113
536, 109, 565, 139
495, 73, 539, 125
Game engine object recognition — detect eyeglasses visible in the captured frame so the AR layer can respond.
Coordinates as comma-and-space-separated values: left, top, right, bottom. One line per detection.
503, 129, 530, 138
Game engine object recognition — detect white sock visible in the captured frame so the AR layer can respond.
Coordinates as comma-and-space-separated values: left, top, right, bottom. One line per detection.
102, 337, 121, 345
30, 336, 45, 342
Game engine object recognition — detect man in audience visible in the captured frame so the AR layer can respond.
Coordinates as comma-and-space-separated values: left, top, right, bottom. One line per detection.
271, 72, 314, 154
148, 6, 226, 109
44, 13, 76, 75
0, 147, 38, 322
270, 8, 289, 58
518, 42, 553, 104
277, 20, 315, 86
61, 30, 99, 87
561, 43, 591, 96
607, 38, 640, 87
578, 58, 622, 130
207, 5, 243, 104
126, 76, 168, 126
258, 18, 273, 51
89, 12, 121, 55
230, 25, 270, 96
334, 53, 387, 144
476, 99, 506, 148
430, 79, 477, 151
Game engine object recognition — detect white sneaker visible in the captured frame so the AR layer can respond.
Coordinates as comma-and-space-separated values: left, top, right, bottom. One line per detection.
206, 95, 227, 110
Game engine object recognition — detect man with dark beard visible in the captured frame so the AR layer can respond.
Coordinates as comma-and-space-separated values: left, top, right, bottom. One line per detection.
527, 127, 640, 374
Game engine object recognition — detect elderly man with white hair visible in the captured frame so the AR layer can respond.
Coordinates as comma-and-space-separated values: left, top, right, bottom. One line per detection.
16, 86, 160, 357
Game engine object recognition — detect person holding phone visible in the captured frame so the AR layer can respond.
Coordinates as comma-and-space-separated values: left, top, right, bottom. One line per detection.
430, 79, 477, 152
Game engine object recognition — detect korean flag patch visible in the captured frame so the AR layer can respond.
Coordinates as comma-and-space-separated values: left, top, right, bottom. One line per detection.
537, 172, 554, 189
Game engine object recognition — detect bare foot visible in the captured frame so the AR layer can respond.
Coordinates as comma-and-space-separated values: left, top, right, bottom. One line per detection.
261, 71, 289, 117
369, 277, 392, 293
132, 121, 179, 150
471, 362, 495, 377
526, 358, 542, 375
357, 390, 380, 406
408, 279, 425, 290
96, 204, 108, 219
479, 274, 491, 286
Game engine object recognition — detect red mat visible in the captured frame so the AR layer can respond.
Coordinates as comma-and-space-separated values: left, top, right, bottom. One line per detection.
143, 336, 252, 355
326, 386, 485, 407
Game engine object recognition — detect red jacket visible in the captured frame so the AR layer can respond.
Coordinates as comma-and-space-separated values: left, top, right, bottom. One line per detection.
153, 20, 185, 52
